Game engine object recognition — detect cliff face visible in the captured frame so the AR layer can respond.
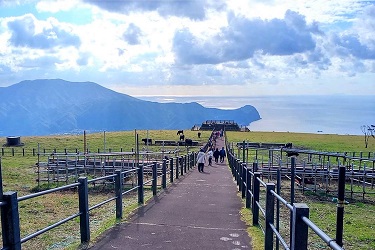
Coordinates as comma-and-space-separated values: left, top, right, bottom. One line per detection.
0, 79, 260, 136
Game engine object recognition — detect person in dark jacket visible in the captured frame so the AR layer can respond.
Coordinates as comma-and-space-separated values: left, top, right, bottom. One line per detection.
219, 147, 226, 163
213, 148, 220, 164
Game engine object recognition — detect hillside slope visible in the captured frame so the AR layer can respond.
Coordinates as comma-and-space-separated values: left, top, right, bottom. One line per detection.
0, 79, 261, 136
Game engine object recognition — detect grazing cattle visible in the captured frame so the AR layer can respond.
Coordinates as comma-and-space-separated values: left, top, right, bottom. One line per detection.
295, 175, 314, 185
286, 151, 299, 157
177, 130, 184, 135
285, 142, 293, 148
198, 132, 201, 138
185, 138, 193, 146
179, 134, 185, 141
141, 138, 152, 145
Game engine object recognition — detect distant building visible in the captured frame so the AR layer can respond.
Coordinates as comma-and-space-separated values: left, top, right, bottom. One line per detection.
193, 120, 249, 132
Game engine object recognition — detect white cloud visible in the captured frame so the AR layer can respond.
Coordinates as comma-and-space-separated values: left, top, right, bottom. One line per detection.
36, 0, 80, 13
0, 0, 373, 95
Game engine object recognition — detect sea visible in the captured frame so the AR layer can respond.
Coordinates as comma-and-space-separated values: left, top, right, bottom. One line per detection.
136, 95, 375, 136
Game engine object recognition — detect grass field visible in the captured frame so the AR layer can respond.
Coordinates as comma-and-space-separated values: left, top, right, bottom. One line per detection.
0, 130, 374, 249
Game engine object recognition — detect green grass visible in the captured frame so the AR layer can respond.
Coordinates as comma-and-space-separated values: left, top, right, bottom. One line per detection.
1, 130, 374, 249
0, 130, 210, 249
226, 131, 375, 250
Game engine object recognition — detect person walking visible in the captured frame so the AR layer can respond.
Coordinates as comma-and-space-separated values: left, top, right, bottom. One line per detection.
219, 147, 226, 163
197, 148, 206, 172
213, 148, 220, 164
207, 148, 213, 166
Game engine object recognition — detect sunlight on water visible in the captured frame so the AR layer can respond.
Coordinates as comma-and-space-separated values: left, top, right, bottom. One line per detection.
136, 95, 375, 136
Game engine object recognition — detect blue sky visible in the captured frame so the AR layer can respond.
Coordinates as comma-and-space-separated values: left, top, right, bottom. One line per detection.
0, 0, 374, 96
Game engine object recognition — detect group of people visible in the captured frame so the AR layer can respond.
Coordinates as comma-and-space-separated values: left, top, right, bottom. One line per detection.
197, 146, 226, 173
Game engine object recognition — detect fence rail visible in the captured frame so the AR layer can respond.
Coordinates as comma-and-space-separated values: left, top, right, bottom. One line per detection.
226, 138, 347, 250
0, 151, 197, 250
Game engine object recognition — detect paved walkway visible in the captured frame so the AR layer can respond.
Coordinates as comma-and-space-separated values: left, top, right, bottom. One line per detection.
89, 138, 252, 250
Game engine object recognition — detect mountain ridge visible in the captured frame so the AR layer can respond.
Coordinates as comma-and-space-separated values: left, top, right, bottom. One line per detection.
0, 79, 261, 136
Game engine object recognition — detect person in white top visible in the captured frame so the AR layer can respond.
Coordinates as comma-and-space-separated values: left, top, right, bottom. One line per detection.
197, 148, 206, 172
206, 148, 213, 166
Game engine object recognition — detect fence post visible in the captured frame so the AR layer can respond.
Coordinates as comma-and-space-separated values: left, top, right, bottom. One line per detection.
170, 158, 174, 183
290, 156, 296, 244
162, 159, 167, 189
238, 160, 242, 187
180, 157, 184, 176
246, 168, 252, 208
78, 177, 90, 243
229, 153, 234, 176
187, 154, 190, 171
152, 162, 157, 196
241, 163, 246, 198
242, 140, 246, 163
115, 170, 123, 219
184, 155, 187, 173
138, 162, 144, 204
176, 157, 179, 179
253, 162, 258, 172
252, 172, 261, 226
291, 203, 309, 250
1, 191, 21, 250
336, 166, 346, 247
265, 183, 275, 250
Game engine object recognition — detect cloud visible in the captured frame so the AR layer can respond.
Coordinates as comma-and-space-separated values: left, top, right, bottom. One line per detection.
123, 23, 142, 45
333, 34, 375, 59
7, 14, 81, 49
82, 0, 225, 20
173, 10, 319, 65
21, 55, 64, 69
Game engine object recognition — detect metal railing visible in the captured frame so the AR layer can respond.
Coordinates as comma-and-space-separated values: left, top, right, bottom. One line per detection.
227, 142, 346, 250
0, 152, 196, 250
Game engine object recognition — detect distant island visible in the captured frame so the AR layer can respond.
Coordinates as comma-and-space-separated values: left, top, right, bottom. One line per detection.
0, 79, 261, 136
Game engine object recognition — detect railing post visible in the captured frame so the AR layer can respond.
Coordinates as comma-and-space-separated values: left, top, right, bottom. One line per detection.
184, 155, 187, 173
336, 166, 346, 247
246, 168, 252, 208
253, 162, 258, 172
187, 154, 190, 171
290, 157, 296, 244
176, 157, 179, 179
236, 159, 242, 187
180, 157, 184, 176
241, 163, 246, 198
78, 177, 90, 243
2, 191, 21, 250
170, 158, 174, 183
115, 170, 123, 219
138, 163, 144, 204
162, 159, 167, 189
265, 183, 275, 250
230, 154, 235, 176
152, 162, 157, 196
291, 203, 309, 250
252, 172, 261, 226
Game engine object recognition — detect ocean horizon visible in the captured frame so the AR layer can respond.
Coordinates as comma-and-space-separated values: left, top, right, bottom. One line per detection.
136, 95, 375, 136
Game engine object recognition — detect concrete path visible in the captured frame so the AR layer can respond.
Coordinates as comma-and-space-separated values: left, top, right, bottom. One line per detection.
89, 138, 252, 250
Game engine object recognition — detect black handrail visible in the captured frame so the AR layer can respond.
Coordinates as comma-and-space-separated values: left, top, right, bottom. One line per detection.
1, 152, 196, 249
226, 138, 346, 250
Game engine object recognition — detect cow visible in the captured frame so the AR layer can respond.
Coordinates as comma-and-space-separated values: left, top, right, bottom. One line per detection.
185, 138, 193, 146
179, 134, 185, 141
295, 175, 314, 185
177, 130, 184, 135
198, 132, 201, 138
286, 151, 299, 157
141, 138, 152, 145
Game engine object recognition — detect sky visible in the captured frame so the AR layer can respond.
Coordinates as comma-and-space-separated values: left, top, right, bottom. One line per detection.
0, 0, 374, 96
